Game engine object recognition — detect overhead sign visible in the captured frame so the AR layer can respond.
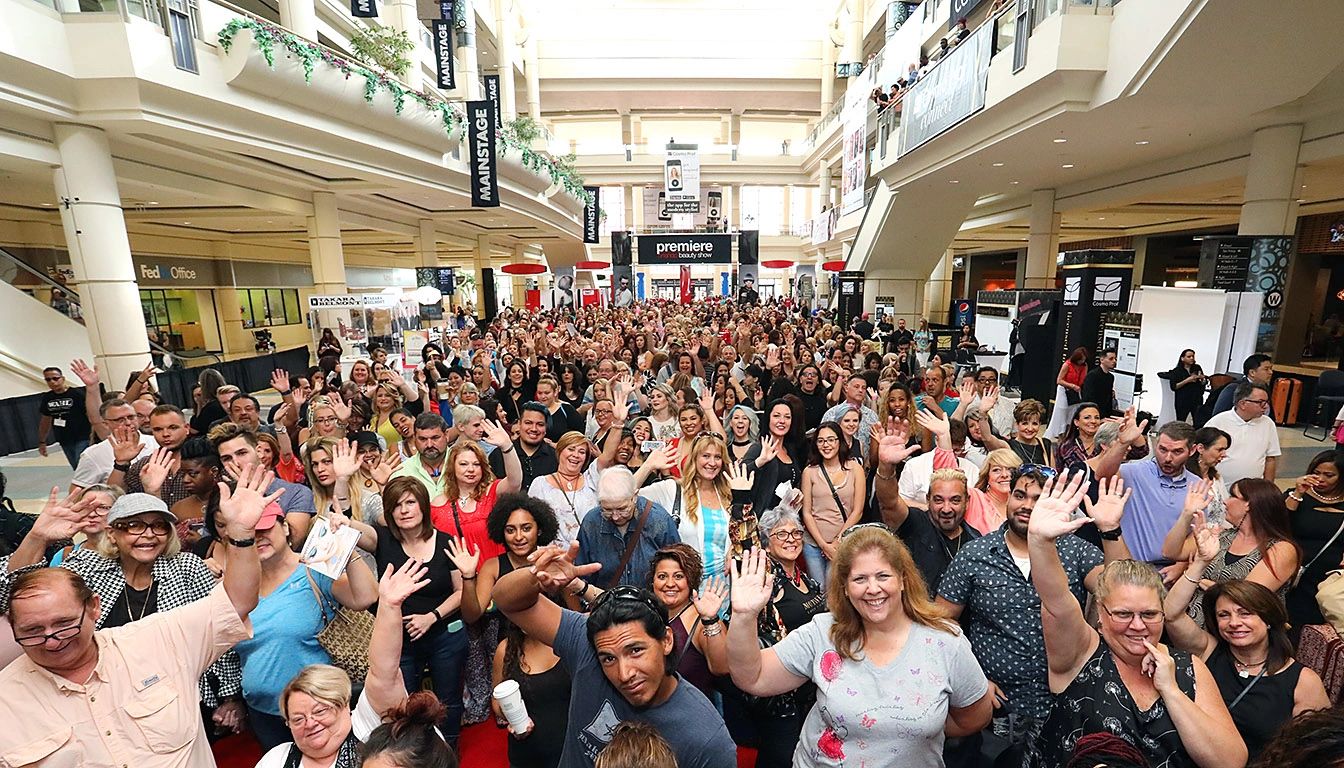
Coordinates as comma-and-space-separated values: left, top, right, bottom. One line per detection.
431, 20, 454, 89
483, 74, 501, 129
898, 23, 993, 155
664, 146, 700, 213
350, 0, 376, 17
308, 295, 363, 309
583, 185, 600, 244
636, 234, 732, 265
949, 0, 988, 26
467, 100, 499, 207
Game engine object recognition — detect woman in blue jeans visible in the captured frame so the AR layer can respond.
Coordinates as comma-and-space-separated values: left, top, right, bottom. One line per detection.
800, 422, 865, 585
333, 474, 467, 744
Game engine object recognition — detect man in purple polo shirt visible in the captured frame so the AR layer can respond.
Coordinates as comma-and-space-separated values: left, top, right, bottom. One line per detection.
1116, 421, 1198, 563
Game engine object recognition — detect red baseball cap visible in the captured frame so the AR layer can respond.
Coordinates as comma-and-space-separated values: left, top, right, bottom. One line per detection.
254, 502, 285, 531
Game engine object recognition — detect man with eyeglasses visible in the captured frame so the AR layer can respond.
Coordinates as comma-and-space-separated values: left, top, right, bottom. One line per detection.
0, 463, 277, 768
69, 399, 156, 492
1204, 381, 1280, 486
494, 539, 735, 768
957, 367, 1015, 437
934, 466, 1131, 765
577, 467, 680, 588
36, 365, 94, 469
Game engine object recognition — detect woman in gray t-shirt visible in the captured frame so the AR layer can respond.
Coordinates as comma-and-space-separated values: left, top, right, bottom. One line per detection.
726, 527, 992, 767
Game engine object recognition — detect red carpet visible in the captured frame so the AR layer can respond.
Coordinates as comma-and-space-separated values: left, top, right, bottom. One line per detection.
213, 722, 758, 767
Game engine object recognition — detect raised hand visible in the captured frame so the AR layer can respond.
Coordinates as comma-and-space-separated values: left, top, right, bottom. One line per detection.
980, 386, 999, 414
379, 559, 430, 608
1191, 513, 1220, 564
693, 576, 729, 620
111, 424, 144, 464
218, 463, 282, 538
730, 548, 775, 617
1182, 479, 1213, 515
915, 407, 950, 441
957, 378, 976, 403
371, 450, 401, 486
140, 447, 175, 496
270, 369, 291, 394
644, 445, 678, 474
328, 392, 352, 422
756, 433, 782, 467
330, 439, 362, 479
873, 418, 920, 467
272, 402, 292, 428
1026, 470, 1090, 541
611, 379, 632, 422
481, 420, 513, 450
31, 487, 96, 543
529, 541, 601, 593
1117, 407, 1150, 446
725, 461, 754, 491
444, 536, 481, 577
1082, 475, 1131, 533
70, 358, 100, 389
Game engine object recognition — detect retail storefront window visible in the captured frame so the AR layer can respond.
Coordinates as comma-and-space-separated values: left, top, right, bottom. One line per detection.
239, 288, 302, 328
140, 289, 208, 352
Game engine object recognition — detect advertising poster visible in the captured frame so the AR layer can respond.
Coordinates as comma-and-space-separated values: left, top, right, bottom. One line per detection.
840, 95, 868, 214
664, 146, 701, 213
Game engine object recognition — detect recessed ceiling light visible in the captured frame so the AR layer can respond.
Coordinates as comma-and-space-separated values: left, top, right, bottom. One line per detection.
1062, 164, 1075, 169
183, 221, 192, 225
40, 202, 52, 206
148, 201, 159, 205
1009, 181, 1020, 185
1135, 140, 1150, 145
992, 162, 1004, 167
1098, 217, 1106, 221
949, 179, 959, 184
1053, 138, 1068, 144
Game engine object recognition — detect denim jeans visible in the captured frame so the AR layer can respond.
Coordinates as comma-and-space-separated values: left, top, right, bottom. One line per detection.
248, 708, 292, 753
803, 542, 830, 586
59, 438, 89, 470
399, 621, 469, 745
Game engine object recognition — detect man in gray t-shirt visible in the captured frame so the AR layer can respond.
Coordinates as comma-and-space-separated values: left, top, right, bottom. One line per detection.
493, 545, 736, 768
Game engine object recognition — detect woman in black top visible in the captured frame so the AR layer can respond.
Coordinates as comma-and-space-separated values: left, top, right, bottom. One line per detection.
794, 364, 829, 431
1165, 541, 1330, 761
331, 475, 466, 742
493, 619, 571, 768
498, 359, 535, 424
191, 368, 230, 435
752, 398, 807, 515
1167, 349, 1207, 422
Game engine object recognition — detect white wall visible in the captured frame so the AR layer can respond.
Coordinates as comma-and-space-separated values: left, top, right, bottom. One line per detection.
1129, 287, 1227, 418
0, 280, 94, 399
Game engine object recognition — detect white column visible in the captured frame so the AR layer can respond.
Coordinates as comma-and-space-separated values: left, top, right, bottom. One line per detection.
524, 35, 541, 120
1023, 188, 1060, 288
52, 124, 151, 389
843, 0, 864, 66
820, 162, 833, 209
495, 0, 517, 120
1239, 124, 1304, 236
456, 0, 481, 101
416, 219, 438, 267
821, 38, 836, 119
279, 0, 317, 41
385, 0, 423, 90
310, 192, 346, 295
924, 249, 954, 322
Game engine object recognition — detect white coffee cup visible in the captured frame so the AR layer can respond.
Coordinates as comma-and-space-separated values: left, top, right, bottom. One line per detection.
492, 679, 532, 733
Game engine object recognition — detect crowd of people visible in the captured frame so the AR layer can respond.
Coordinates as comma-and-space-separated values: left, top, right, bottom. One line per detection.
4, 293, 1343, 768
870, 17, 974, 114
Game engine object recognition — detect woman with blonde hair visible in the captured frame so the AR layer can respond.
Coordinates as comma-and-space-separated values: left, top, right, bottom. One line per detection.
299, 394, 349, 445
646, 382, 681, 441
304, 436, 381, 524
255, 664, 361, 768
922, 406, 1021, 533
528, 430, 601, 546
727, 527, 992, 767
595, 722, 678, 768
369, 382, 405, 449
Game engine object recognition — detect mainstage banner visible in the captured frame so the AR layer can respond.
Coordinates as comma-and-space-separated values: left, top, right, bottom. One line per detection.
432, 20, 455, 89
467, 100, 499, 207
583, 186, 600, 244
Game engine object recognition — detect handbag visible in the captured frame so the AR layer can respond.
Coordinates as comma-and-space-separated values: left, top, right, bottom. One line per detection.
1294, 516, 1344, 589
305, 567, 375, 681
1318, 570, 1344, 636
1334, 421, 1344, 445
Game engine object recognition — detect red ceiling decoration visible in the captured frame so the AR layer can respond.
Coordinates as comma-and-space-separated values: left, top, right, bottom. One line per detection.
821, 260, 847, 272
761, 259, 795, 269
575, 261, 610, 270
500, 263, 546, 275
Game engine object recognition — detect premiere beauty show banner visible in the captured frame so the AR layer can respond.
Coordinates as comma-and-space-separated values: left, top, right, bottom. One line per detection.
636, 234, 732, 265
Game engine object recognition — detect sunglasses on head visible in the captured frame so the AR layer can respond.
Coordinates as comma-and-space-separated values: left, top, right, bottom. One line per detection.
590, 585, 663, 617
840, 522, 895, 540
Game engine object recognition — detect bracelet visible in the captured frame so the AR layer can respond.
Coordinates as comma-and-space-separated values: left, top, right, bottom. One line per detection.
1098, 526, 1123, 542
431, 608, 442, 621
500, 445, 516, 455
1182, 572, 1201, 585
462, 574, 477, 580
701, 624, 723, 638
1288, 492, 1304, 502
701, 614, 721, 626
570, 578, 588, 596
875, 466, 897, 481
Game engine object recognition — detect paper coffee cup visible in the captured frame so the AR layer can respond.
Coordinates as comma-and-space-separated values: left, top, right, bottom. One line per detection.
492, 680, 532, 733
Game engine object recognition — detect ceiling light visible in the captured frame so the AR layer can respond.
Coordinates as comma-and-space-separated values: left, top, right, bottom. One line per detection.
949, 179, 959, 184
1098, 217, 1106, 221
148, 201, 159, 205
1135, 140, 1150, 145
41, 202, 53, 207
1062, 164, 1075, 169
1009, 181, 1020, 185
1053, 138, 1068, 144
992, 162, 1004, 167
183, 221, 192, 225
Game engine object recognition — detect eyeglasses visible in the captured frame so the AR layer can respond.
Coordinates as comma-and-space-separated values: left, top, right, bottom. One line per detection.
14, 605, 86, 647
841, 522, 895, 539
1100, 605, 1165, 624
111, 519, 173, 536
769, 529, 804, 542
285, 702, 338, 728
815, 436, 839, 446
590, 585, 663, 617
1240, 398, 1270, 408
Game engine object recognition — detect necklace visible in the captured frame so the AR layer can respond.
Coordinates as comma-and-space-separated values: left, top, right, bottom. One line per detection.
123, 579, 157, 623
1232, 653, 1268, 678
1310, 488, 1344, 504
939, 533, 963, 561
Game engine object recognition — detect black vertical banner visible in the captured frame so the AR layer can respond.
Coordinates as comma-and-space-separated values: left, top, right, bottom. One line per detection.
431, 20, 455, 89
467, 100, 499, 208
483, 74, 502, 128
350, 0, 377, 18
583, 186, 600, 244
438, 0, 452, 19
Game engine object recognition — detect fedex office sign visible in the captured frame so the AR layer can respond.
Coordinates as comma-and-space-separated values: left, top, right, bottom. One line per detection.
637, 234, 732, 265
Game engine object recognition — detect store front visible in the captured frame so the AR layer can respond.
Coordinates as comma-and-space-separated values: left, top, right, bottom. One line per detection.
133, 255, 231, 354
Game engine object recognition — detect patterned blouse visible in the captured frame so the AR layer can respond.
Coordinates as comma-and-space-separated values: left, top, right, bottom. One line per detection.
1187, 527, 1287, 627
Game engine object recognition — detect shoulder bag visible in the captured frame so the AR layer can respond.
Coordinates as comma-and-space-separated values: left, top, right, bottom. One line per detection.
608, 499, 653, 589
305, 567, 375, 681
1293, 515, 1344, 589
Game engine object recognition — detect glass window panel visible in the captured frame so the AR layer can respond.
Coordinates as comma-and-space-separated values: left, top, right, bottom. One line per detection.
283, 290, 300, 324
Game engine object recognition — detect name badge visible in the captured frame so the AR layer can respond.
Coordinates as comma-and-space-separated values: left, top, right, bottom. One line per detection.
52, 418, 66, 428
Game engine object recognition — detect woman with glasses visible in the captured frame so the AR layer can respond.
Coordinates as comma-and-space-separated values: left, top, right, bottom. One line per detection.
1162, 478, 1300, 628
1163, 526, 1329, 761
255, 665, 364, 768
727, 527, 992, 768
745, 506, 827, 768
800, 422, 865, 584
299, 395, 348, 446
529, 431, 600, 547
1284, 449, 1344, 628
1023, 471, 1245, 768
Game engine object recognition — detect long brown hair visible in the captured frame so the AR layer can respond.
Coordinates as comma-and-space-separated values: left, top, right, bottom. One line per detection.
443, 441, 497, 502
679, 433, 731, 525
1231, 478, 1302, 578
825, 527, 954, 660
1201, 580, 1295, 673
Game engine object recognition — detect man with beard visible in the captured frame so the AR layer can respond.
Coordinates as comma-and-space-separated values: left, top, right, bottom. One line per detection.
876, 464, 980, 593
515, 403, 559, 489
1114, 420, 1200, 563
112, 404, 194, 507
392, 412, 452, 502
933, 467, 1131, 766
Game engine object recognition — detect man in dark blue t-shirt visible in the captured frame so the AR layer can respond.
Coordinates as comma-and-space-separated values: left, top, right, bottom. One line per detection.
494, 544, 736, 768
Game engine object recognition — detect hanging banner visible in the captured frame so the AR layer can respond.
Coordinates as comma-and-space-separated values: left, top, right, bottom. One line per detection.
664, 145, 701, 213
840, 102, 867, 215
467, 100, 499, 207
351, 0, 376, 17
795, 264, 817, 306
431, 20, 455, 90
483, 74, 502, 129
548, 267, 576, 310
679, 265, 693, 304
583, 185, 600, 244
438, 0, 452, 19
899, 23, 993, 155
642, 186, 721, 229
637, 234, 733, 265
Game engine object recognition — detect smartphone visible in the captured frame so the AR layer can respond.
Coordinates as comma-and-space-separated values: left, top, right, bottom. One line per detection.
657, 192, 671, 221
641, 440, 666, 453
666, 159, 683, 191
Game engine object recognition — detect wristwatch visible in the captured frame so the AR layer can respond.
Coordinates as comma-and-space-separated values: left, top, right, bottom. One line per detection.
226, 536, 256, 548
113, 462, 132, 472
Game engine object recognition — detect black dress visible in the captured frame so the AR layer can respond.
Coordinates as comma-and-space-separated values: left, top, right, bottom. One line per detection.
1167, 365, 1205, 422
1206, 647, 1301, 761
507, 660, 571, 768
1029, 636, 1198, 768
1287, 494, 1344, 627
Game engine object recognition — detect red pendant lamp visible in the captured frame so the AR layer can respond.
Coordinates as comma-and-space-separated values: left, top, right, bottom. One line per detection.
821, 260, 847, 272
761, 259, 795, 269
500, 263, 546, 275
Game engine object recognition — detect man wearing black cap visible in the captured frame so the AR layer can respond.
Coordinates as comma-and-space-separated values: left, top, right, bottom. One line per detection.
738, 278, 759, 306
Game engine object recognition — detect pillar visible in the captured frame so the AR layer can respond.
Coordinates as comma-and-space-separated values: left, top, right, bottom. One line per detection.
495, 0, 517, 120
729, 113, 741, 159
524, 35, 541, 120
416, 219, 438, 267
1022, 188, 1060, 288
456, 0, 481, 101
385, 0, 422, 90
212, 241, 248, 355
820, 162, 833, 209
924, 249, 954, 323
821, 37, 836, 119
1239, 124, 1304, 236
475, 234, 493, 312
309, 192, 346, 295
52, 124, 151, 389
728, 185, 741, 232
843, 0, 864, 67
279, 0, 317, 41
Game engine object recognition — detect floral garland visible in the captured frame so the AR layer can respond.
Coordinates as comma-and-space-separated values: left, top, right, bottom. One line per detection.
216, 16, 592, 206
